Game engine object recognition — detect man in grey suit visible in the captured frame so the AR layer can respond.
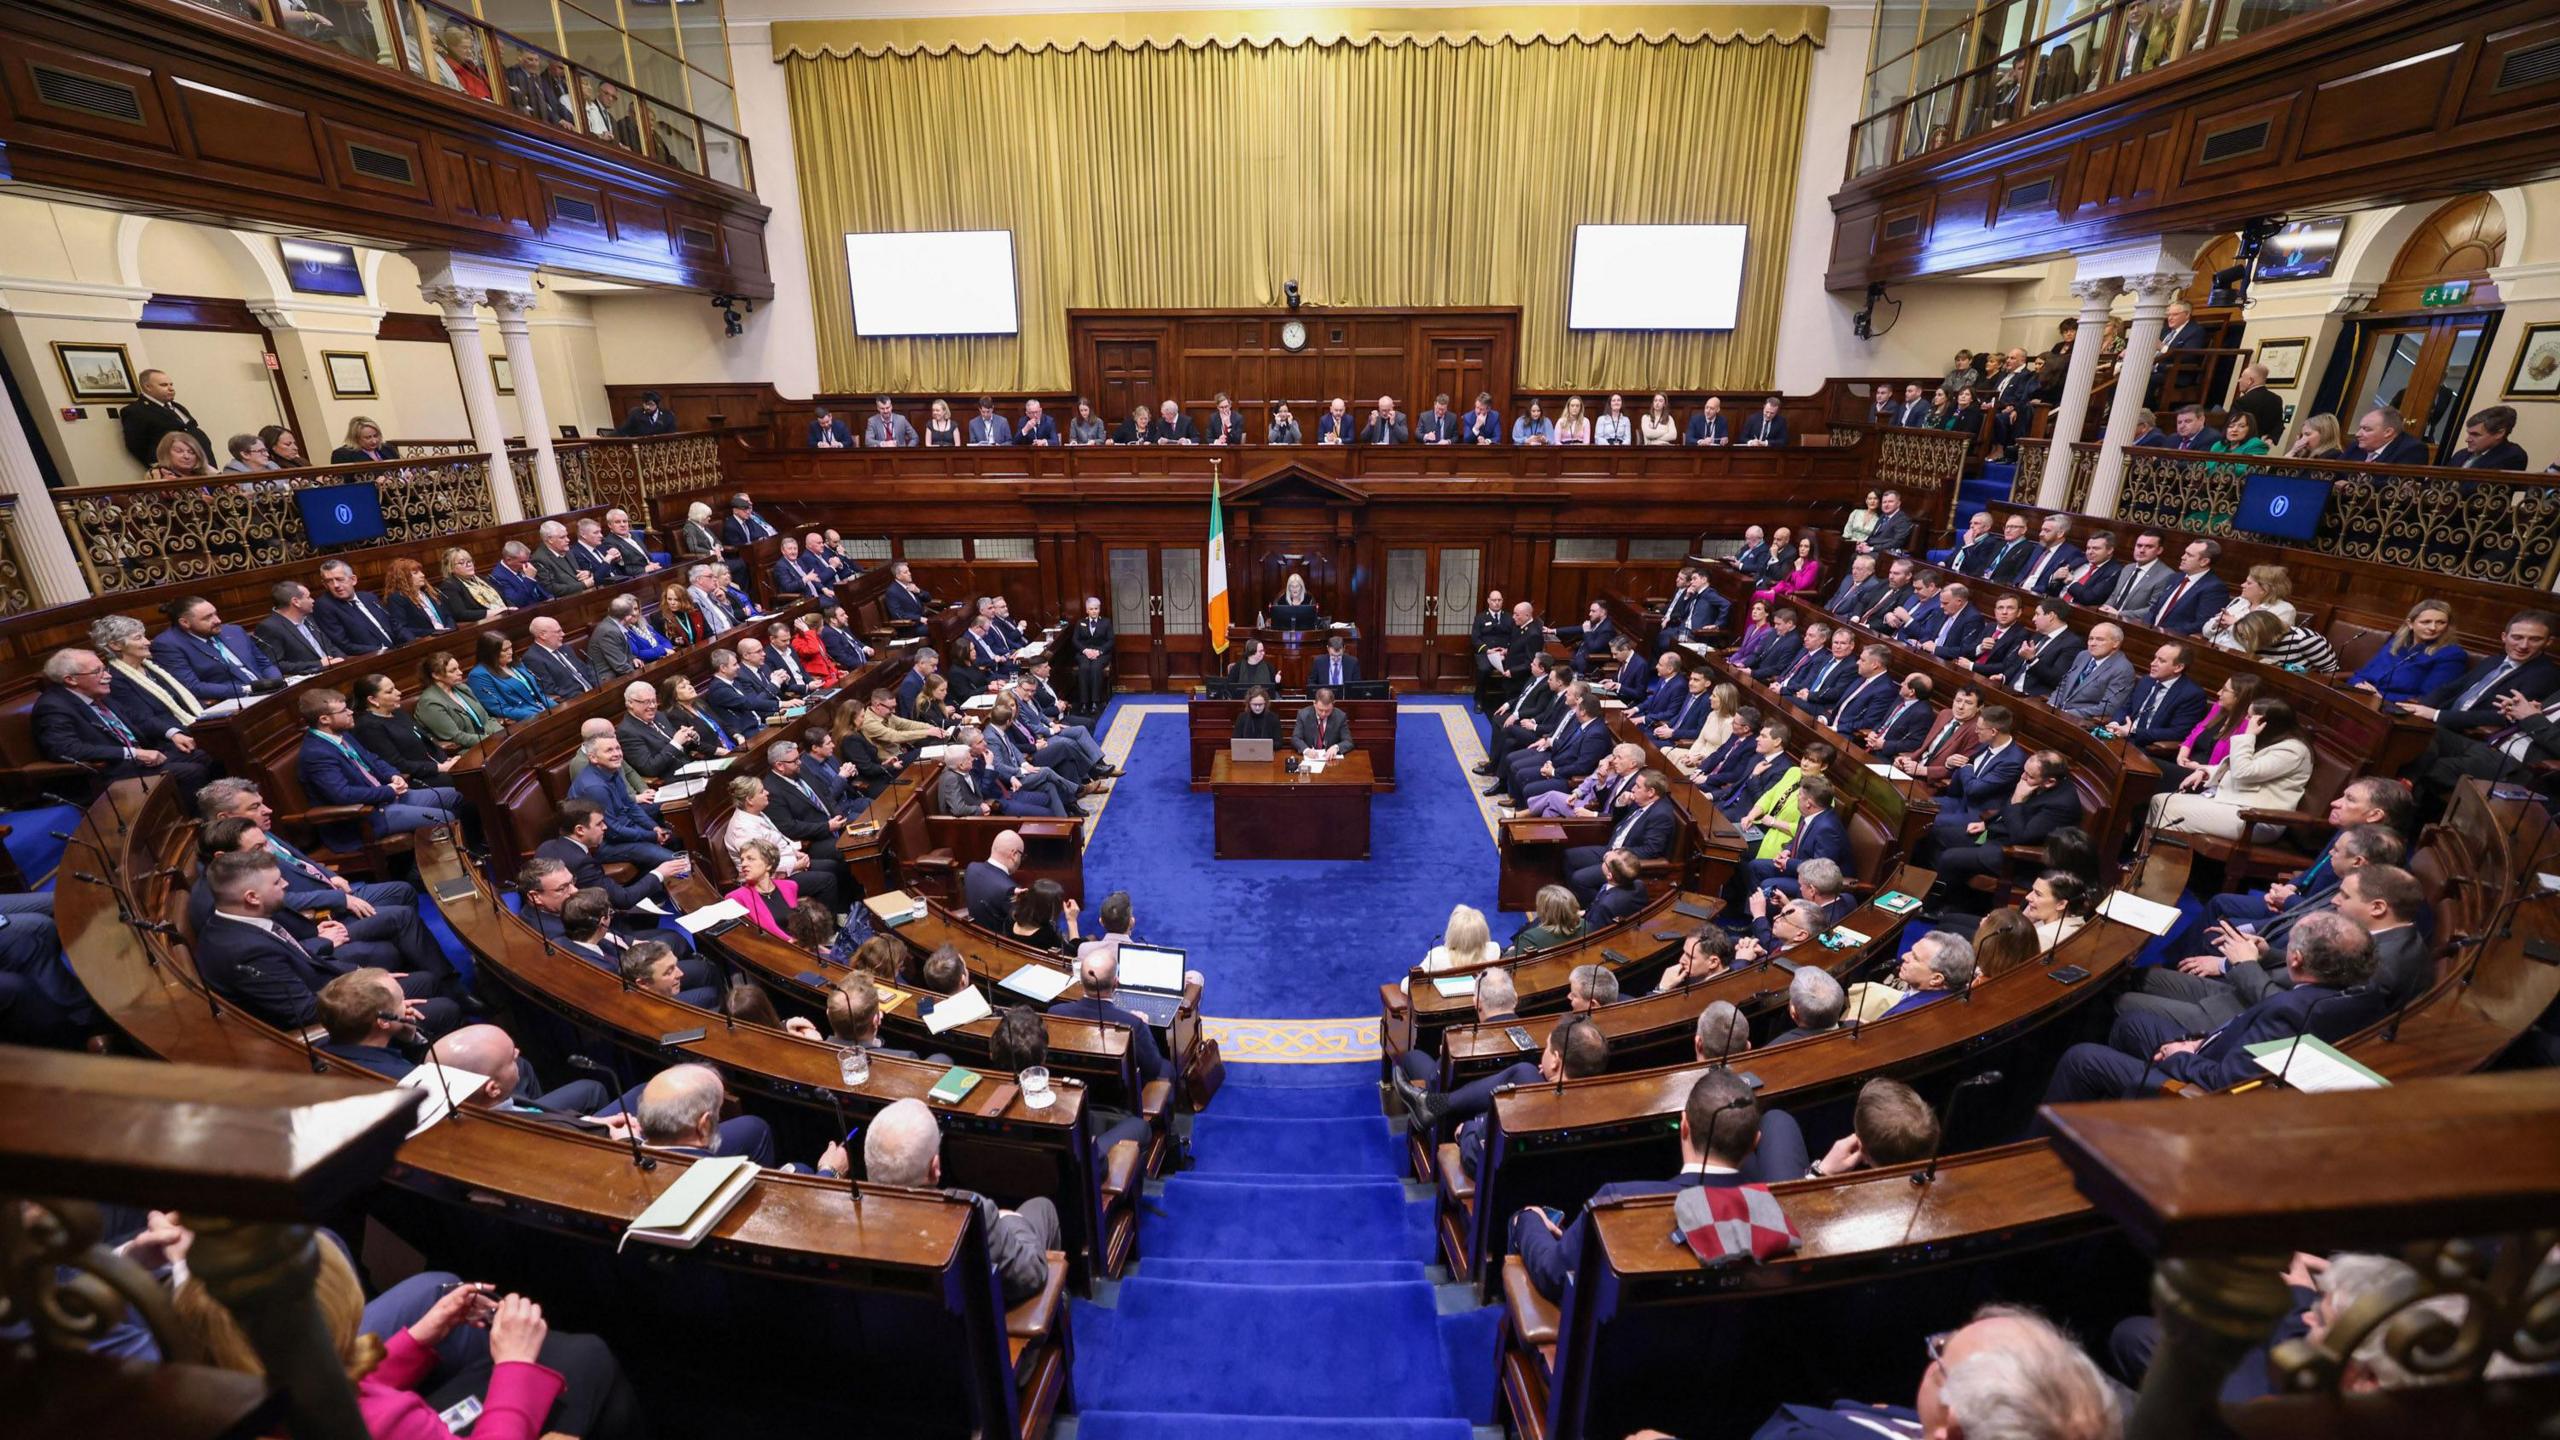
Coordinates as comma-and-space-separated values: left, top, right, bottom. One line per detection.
867, 1098, 1061, 1305
530, 520, 594, 597
587, 594, 642, 679
2118, 864, 2431, 1032
2049, 622, 2138, 721
1291, 688, 1354, 757
866, 395, 918, 447
2097, 531, 2176, 621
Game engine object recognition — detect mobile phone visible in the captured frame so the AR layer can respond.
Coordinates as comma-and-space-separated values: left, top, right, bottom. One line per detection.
437, 1395, 483, 1433
1735, 1070, 1763, 1090
2049, 964, 2090, 984
659, 1026, 709, 1046
1505, 1026, 1536, 1051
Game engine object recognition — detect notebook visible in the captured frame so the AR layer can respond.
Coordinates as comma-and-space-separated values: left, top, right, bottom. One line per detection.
998, 965, 1073, 1003
922, 985, 992, 1033
864, 890, 927, 927
618, 1155, 758, 1253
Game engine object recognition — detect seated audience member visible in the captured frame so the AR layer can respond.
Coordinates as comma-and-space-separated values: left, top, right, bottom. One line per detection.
538, 799, 688, 919
1521, 741, 1644, 820
1919, 749, 2080, 897
1845, 931, 1976, 1021
190, 809, 459, 1008
152, 596, 284, 702
1771, 965, 1847, 1043
1749, 1304, 2119, 1438
2163, 404, 2216, 452
1016, 398, 1060, 446
411, 651, 498, 753
2146, 698, 2313, 838
1564, 770, 1676, 902
1583, 850, 1649, 928
866, 395, 918, 447
2284, 413, 2344, 459
1753, 533, 1823, 604
1112, 402, 1161, 445
2024, 871, 2094, 953
314, 968, 422, 1077
1685, 396, 1730, 446
1512, 1068, 1810, 1302
724, 838, 801, 939
1412, 392, 1459, 445
864, 1098, 1060, 1304
1969, 905, 2042, 982
1734, 898, 1823, 969
1394, 1011, 1608, 1175
1357, 395, 1407, 445
1508, 886, 1586, 954
529, 521, 593, 597
2130, 860, 2429, 1031
1942, 512, 1997, 574
919, 401, 961, 446
599, 509, 655, 575
380, 557, 455, 638
2445, 404, 2528, 470
35, 646, 215, 793
312, 559, 410, 655
564, 733, 678, 864
1413, 902, 1502, 976
1005, 878, 1076, 953
789, 613, 841, 687
961, 834, 1024, 934
2350, 599, 2468, 704
296, 688, 464, 843
1051, 940, 1174, 1085
2050, 531, 2123, 607
586, 595, 649, 679
638, 1064, 842, 1177
488, 542, 552, 610
436, 547, 509, 624
195, 848, 459, 1033
468, 632, 551, 723
2228, 609, 2342, 674
1739, 394, 1790, 446
518, 616, 598, 703
2043, 912, 2385, 1106
1805, 1076, 1939, 1178
2113, 642, 2213, 749
1741, 774, 1845, 897
254, 580, 347, 677
2398, 609, 2558, 733
772, 536, 832, 597
349, 674, 456, 784
1745, 608, 1806, 684
965, 396, 1015, 447
2050, 622, 2139, 721
2342, 404, 2431, 465
2012, 514, 2086, 593
702, 646, 779, 734
1860, 490, 1918, 555
1989, 601, 2085, 698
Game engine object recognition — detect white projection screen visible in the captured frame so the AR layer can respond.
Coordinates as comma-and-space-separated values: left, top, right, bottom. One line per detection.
1567, 224, 1748, 330
844, 230, 1020, 337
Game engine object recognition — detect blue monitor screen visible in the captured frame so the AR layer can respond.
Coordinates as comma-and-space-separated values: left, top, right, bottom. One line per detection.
2234, 473, 2330, 543
296, 483, 387, 548
277, 238, 367, 297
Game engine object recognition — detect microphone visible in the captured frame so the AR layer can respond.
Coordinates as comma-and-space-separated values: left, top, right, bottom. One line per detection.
1912, 1070, 2003, 1187
1712, 1010, 1744, 1071
423, 1032, 469, 1123
567, 1054, 654, 1170
1697, 1091, 1758, 1164
298, 1019, 327, 1073
2275, 987, 2359, 1090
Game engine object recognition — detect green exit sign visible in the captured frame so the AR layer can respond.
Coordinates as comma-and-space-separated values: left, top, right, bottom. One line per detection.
2421, 281, 2473, 308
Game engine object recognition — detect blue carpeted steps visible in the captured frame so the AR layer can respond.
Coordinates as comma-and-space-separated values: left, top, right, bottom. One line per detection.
1070, 1062, 1499, 1435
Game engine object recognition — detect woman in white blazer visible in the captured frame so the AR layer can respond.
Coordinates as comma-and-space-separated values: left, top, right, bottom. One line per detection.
2145, 698, 2313, 839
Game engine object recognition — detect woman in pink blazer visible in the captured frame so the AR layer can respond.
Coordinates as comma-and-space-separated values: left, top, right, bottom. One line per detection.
726, 836, 803, 939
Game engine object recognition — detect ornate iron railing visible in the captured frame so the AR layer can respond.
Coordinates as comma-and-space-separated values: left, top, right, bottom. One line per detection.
0, 497, 39, 618
2113, 446, 2560, 589
55, 455, 503, 594
2011, 439, 2097, 513
386, 438, 480, 458
1872, 425, 1970, 497
557, 445, 598, 510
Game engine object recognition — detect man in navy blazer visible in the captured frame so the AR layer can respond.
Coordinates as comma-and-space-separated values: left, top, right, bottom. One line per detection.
1922, 750, 2083, 894
1937, 708, 2024, 821
1462, 394, 1502, 445
1823, 644, 1900, 736
1860, 674, 1939, 760
1738, 396, 1790, 446
1792, 631, 1863, 715
1197, 396, 1247, 446
1050, 941, 1171, 1086
1308, 636, 1362, 689
518, 617, 597, 704
295, 689, 463, 848
1907, 584, 1987, 658
196, 848, 462, 1034
1943, 513, 1999, 576
2010, 514, 2085, 594
312, 560, 411, 655
1743, 777, 1846, 896
1511, 1069, 1772, 1301
2404, 611, 2560, 732
1565, 773, 1674, 901
1996, 604, 2085, 698
1556, 601, 1617, 671
486, 545, 551, 609
2115, 643, 2213, 747
882, 561, 932, 624
34, 649, 216, 791
1315, 400, 1358, 445
1659, 570, 1728, 647
2343, 406, 2431, 466
1728, 530, 1772, 579
1509, 696, 1613, 804
562, 733, 678, 864
1860, 491, 1917, 555
807, 407, 853, 448
153, 597, 282, 701
1684, 397, 1731, 445
2043, 912, 2385, 1106
1822, 553, 1885, 619
1014, 399, 1060, 446
2146, 540, 2231, 635
254, 582, 347, 677
1648, 670, 1718, 746
1746, 614, 1806, 684
1892, 383, 1932, 427
2053, 533, 2125, 605
964, 836, 1021, 928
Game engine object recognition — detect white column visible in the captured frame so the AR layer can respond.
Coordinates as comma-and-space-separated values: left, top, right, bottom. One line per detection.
2038, 277, 2122, 508
0, 391, 89, 603
420, 283, 521, 524
485, 289, 565, 515
2084, 272, 2188, 520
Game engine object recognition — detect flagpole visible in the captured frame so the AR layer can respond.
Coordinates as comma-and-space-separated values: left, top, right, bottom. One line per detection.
1207, 457, 1230, 655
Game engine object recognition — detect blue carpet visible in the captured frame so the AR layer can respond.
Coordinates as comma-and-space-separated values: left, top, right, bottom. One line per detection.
2, 804, 83, 889
1071, 1062, 1500, 1431
1081, 698, 1502, 1018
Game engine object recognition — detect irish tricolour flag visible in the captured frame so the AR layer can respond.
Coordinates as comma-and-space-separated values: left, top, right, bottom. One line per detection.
1206, 474, 1230, 653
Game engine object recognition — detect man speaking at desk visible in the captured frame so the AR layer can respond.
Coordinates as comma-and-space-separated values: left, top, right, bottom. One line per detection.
1292, 687, 1353, 759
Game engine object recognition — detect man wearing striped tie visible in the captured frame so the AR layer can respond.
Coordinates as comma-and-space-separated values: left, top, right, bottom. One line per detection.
34, 648, 216, 794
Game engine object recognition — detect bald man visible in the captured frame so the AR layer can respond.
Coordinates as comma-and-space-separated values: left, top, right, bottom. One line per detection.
865, 1098, 1060, 1304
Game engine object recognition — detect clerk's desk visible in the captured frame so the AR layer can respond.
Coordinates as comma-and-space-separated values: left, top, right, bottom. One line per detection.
1223, 621, 1364, 690
1187, 692, 1397, 788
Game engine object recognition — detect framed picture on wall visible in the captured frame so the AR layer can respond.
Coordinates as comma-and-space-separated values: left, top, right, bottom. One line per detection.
323, 350, 377, 399
491, 355, 514, 395
52, 342, 138, 402
2254, 338, 2309, 388
2505, 323, 2560, 400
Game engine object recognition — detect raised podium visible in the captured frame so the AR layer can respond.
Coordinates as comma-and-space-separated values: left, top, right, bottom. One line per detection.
1225, 623, 1364, 690
1208, 750, 1375, 860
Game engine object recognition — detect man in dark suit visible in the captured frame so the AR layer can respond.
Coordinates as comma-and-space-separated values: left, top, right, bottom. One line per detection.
2011, 514, 2086, 594
721, 492, 777, 550
586, 596, 641, 680
1648, 668, 1718, 747
1684, 396, 1731, 446
1566, 771, 1674, 901
2146, 539, 2231, 636
1511, 1069, 1772, 1301
487, 544, 551, 610
518, 616, 597, 703
1394, 1011, 1611, 1177
314, 969, 424, 1078
1861, 490, 1918, 555
1738, 395, 1790, 446
528, 522, 593, 597
564, 733, 678, 865
1358, 396, 1409, 445
1507, 695, 1611, 805
1050, 941, 1173, 1085
1728, 530, 1772, 579
310, 560, 410, 655
2343, 404, 2430, 465
1860, 673, 1938, 761
616, 681, 709, 780
2051, 531, 2123, 607
536, 800, 689, 914
1998, 602, 2086, 699
1481, 658, 1568, 772
762, 741, 853, 902
189, 811, 458, 1000
1986, 348, 2039, 451
807, 406, 854, 448
120, 368, 216, 465
2403, 609, 2560, 733
517, 854, 700, 966
296, 688, 464, 847
1197, 395, 1247, 446
1892, 382, 1932, 428
1746, 611, 1806, 684
34, 647, 215, 791
1013, 399, 1060, 446
1920, 749, 2083, 897
1822, 553, 1886, 619
2042, 912, 2385, 1106
1659, 570, 1729, 649
2445, 404, 2529, 470
2124, 844, 2419, 1031
1855, 558, 1919, 631
1309, 635, 1362, 689
1412, 394, 1460, 445
1460, 393, 1502, 445
2148, 301, 2208, 402
1905, 582, 1986, 658
1748, 1307, 2119, 1438
1823, 644, 1900, 736
1981, 513, 2037, 583
152, 597, 281, 701
1791, 630, 1864, 716
769, 537, 831, 598
704, 648, 780, 734
254, 581, 346, 677
598, 509, 656, 574
964, 832, 1022, 928
196, 849, 460, 1034
1291, 689, 1354, 756
1943, 513, 1998, 575
2114, 642, 2213, 748
881, 561, 932, 625
619, 391, 677, 435
1556, 600, 1617, 672
861, 1098, 1058, 1305
1743, 776, 1847, 898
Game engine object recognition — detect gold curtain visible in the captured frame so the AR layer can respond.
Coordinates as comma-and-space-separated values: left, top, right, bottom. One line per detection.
784, 28, 1816, 394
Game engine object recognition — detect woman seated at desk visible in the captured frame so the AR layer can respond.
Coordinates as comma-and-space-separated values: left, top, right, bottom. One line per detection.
1226, 640, 1278, 688
1265, 571, 1321, 630
1232, 686, 1280, 739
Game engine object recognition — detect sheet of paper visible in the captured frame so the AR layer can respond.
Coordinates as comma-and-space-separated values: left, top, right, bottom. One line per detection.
998, 965, 1073, 1003
923, 985, 993, 1033
2098, 890, 2181, 937
631, 897, 669, 915
196, 696, 250, 718
1865, 763, 1913, 781
653, 777, 708, 804
675, 757, 732, 778
674, 898, 748, 934
1429, 974, 1478, 998
2246, 1035, 2388, 1092
397, 1064, 492, 1137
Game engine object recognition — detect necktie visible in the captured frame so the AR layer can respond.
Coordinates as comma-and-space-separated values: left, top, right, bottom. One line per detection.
330, 735, 379, 784
212, 636, 255, 680
553, 648, 587, 688
2455, 660, 2518, 714
88, 699, 135, 745
1612, 804, 1646, 848
2154, 576, 2194, 625
1920, 717, 1959, 764
355, 600, 390, 645
2063, 656, 2092, 697
1328, 659, 1341, 685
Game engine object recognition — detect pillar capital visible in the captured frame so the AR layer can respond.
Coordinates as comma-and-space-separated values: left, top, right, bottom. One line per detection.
2123, 272, 2191, 308
419, 283, 487, 317
2068, 276, 2124, 304
484, 289, 539, 322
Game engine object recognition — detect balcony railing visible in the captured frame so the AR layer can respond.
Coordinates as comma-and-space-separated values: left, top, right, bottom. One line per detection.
1850, 0, 2349, 179
177, 0, 751, 191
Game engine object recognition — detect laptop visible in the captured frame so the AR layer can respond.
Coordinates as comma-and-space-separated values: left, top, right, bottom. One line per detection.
1109, 942, 1190, 1026
1231, 737, 1274, 762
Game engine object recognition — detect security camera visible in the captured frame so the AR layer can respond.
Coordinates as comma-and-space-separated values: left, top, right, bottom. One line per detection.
1285, 279, 1302, 312
711, 292, 746, 338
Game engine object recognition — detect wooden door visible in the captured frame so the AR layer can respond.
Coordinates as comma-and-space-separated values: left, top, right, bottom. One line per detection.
1381, 545, 1481, 691
2344, 314, 2495, 458
1101, 542, 1212, 691
1427, 338, 1494, 408
1096, 341, 1160, 424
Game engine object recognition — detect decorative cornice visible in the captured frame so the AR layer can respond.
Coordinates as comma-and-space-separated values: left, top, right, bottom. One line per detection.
772, 5, 1827, 60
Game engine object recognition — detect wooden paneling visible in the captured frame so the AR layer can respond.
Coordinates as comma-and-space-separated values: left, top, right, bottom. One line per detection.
1829, 0, 2560, 289
1067, 308, 1522, 426
0, 0, 773, 299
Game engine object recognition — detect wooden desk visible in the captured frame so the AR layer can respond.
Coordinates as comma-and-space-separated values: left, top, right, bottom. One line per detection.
1224, 624, 1364, 689
1208, 751, 1375, 859
1188, 695, 1397, 788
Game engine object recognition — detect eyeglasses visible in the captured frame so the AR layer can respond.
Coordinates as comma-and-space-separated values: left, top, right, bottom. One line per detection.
1923, 1330, 1953, 1366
